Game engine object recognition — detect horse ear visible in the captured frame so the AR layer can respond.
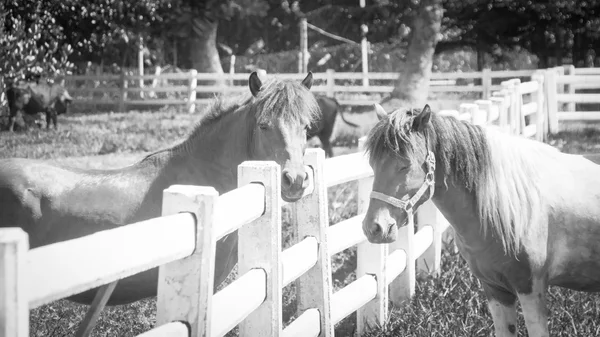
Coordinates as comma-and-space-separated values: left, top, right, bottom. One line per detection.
301, 71, 313, 90
249, 71, 262, 97
374, 103, 387, 121
413, 104, 432, 132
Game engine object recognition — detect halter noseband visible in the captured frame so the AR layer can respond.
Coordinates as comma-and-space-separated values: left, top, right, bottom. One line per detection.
370, 151, 436, 219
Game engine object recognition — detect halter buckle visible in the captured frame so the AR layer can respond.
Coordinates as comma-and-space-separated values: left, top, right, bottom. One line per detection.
403, 199, 413, 212
425, 171, 435, 185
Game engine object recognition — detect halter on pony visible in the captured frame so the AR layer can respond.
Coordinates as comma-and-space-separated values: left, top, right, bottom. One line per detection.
369, 148, 437, 222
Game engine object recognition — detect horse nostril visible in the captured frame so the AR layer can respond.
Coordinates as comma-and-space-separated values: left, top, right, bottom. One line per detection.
282, 171, 294, 187
386, 221, 397, 235
372, 223, 382, 237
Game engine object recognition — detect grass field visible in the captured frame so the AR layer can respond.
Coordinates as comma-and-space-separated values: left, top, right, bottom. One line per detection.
3, 107, 600, 337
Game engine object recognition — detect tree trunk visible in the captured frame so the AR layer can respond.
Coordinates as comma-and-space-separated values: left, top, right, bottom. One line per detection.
383, 0, 443, 110
189, 16, 223, 74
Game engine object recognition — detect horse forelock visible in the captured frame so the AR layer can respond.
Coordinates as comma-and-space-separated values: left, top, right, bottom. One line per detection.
365, 107, 423, 166
252, 78, 319, 127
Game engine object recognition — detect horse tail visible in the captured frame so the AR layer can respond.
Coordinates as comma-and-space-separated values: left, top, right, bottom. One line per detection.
332, 98, 359, 128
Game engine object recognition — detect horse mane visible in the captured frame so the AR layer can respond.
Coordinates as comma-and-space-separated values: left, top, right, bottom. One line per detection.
142, 76, 319, 161
366, 108, 548, 256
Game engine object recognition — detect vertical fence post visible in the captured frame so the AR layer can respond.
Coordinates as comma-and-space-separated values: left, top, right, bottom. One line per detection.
501, 80, 520, 135
299, 18, 309, 74
0, 228, 29, 337
564, 64, 576, 113
489, 96, 508, 132
326, 69, 335, 98
554, 66, 565, 112
356, 138, 388, 333
388, 210, 415, 305
481, 68, 492, 99
512, 79, 523, 136
291, 148, 333, 337
472, 100, 490, 125
459, 103, 479, 124
118, 72, 127, 113
156, 185, 218, 337
187, 69, 198, 114
532, 72, 546, 142
545, 69, 559, 134
238, 161, 282, 337
415, 201, 443, 277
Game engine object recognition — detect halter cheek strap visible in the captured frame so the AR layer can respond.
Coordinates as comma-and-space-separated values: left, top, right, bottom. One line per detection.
370, 151, 436, 218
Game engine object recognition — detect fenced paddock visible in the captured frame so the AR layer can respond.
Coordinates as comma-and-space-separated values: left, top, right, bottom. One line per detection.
0, 67, 596, 336
1, 70, 546, 336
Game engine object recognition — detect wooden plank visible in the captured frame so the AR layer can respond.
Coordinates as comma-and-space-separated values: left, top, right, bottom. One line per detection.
574, 68, 600, 75
26, 212, 196, 309
385, 250, 408, 283
323, 152, 372, 187
356, 137, 388, 333
556, 93, 600, 103
0, 228, 28, 337
214, 183, 265, 240
291, 149, 334, 337
556, 75, 600, 84
522, 124, 537, 138
413, 226, 434, 259
330, 275, 377, 325
281, 237, 318, 287
557, 111, 600, 120
327, 214, 367, 256
281, 308, 320, 337
237, 161, 282, 337
74, 281, 118, 337
430, 86, 484, 93
156, 186, 218, 337
522, 102, 538, 116
415, 202, 442, 276
136, 322, 189, 337
124, 86, 187, 93
211, 269, 267, 337
519, 81, 539, 95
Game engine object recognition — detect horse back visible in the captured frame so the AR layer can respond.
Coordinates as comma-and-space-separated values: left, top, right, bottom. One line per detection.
308, 95, 339, 138
0, 158, 157, 248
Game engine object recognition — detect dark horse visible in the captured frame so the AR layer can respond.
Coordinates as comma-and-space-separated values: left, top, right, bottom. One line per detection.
0, 72, 317, 305
307, 95, 358, 157
6, 81, 73, 131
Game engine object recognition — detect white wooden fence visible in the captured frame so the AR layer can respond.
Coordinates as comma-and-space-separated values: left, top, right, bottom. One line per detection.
63, 68, 539, 112
61, 66, 599, 133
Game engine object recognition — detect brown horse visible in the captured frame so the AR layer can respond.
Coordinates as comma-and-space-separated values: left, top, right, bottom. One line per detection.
0, 71, 317, 305
307, 96, 358, 157
6, 80, 73, 131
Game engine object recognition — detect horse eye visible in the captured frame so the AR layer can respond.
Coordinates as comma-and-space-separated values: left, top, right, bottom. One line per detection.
259, 124, 269, 130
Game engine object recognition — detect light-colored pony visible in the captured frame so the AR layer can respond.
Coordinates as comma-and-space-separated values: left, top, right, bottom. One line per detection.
362, 103, 600, 336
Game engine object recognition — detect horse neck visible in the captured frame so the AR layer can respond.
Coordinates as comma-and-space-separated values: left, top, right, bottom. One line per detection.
155, 108, 254, 194
431, 183, 489, 252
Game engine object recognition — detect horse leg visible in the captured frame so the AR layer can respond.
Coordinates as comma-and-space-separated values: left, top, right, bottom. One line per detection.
319, 136, 334, 158
8, 115, 16, 132
74, 281, 118, 337
516, 276, 549, 337
482, 283, 518, 337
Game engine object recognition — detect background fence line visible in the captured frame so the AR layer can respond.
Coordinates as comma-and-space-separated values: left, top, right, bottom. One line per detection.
0, 67, 596, 336
58, 66, 600, 132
